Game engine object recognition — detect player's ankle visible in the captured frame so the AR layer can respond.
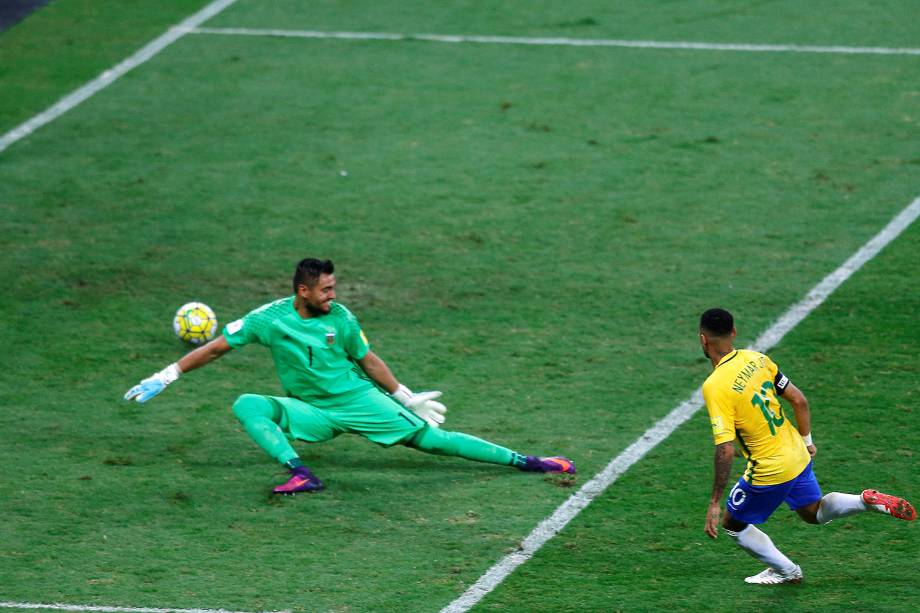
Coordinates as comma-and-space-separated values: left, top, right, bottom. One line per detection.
511, 453, 529, 469
285, 457, 307, 473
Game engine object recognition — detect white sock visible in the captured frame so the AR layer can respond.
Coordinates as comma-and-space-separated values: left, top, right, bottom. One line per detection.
726, 525, 796, 572
816, 492, 867, 524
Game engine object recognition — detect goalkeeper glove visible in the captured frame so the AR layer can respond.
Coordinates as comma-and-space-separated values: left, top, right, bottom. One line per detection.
391, 384, 447, 428
124, 363, 181, 403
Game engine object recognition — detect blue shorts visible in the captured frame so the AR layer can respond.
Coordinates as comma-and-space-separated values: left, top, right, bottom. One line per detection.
726, 461, 822, 524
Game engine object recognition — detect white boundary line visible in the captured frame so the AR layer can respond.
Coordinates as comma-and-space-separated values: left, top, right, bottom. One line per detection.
188, 27, 920, 56
0, 603, 287, 613
441, 195, 920, 613
0, 0, 240, 155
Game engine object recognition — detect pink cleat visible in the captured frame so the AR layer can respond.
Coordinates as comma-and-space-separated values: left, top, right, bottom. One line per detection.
520, 456, 576, 474
862, 489, 916, 521
273, 469, 325, 495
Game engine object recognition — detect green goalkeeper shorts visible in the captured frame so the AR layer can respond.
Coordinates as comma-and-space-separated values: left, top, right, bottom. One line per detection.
267, 387, 426, 447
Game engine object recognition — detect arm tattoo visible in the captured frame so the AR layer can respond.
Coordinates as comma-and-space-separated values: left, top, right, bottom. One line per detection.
711, 443, 734, 501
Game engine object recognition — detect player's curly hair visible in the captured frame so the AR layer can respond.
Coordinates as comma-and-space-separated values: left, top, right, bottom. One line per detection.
293, 258, 334, 291
700, 308, 733, 336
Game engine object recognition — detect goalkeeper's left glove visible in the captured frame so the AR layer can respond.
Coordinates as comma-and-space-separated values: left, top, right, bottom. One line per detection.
124, 363, 181, 403
391, 384, 447, 428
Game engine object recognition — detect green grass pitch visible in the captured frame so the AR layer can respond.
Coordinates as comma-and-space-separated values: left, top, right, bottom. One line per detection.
1, 1, 918, 612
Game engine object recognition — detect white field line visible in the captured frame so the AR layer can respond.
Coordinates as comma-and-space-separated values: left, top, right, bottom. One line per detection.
441, 194, 920, 613
188, 27, 920, 56
0, 0, 240, 155
0, 603, 288, 613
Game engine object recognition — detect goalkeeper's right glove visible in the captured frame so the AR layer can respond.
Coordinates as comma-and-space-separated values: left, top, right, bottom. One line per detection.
124, 363, 181, 403
391, 384, 447, 428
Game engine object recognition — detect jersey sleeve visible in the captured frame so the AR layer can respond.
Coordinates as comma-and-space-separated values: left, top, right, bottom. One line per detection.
702, 380, 736, 445
222, 308, 270, 349
338, 306, 370, 360
764, 355, 791, 395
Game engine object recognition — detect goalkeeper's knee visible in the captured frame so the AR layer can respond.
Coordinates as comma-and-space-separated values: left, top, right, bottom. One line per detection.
232, 394, 277, 424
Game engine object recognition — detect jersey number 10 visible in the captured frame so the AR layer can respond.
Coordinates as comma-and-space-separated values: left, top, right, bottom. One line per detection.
751, 381, 785, 436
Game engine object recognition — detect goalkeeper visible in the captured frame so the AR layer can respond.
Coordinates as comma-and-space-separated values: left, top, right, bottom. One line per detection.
125, 258, 575, 494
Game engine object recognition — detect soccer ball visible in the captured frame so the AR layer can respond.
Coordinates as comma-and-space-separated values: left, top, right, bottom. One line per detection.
173, 302, 218, 345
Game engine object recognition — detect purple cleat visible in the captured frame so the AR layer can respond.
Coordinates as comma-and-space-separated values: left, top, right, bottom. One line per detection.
520, 455, 576, 474
272, 468, 325, 495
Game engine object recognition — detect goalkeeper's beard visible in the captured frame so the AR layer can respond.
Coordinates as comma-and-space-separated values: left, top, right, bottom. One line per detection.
305, 301, 331, 316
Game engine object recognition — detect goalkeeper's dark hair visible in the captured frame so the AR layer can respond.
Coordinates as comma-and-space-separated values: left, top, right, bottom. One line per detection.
293, 258, 334, 291
700, 308, 734, 337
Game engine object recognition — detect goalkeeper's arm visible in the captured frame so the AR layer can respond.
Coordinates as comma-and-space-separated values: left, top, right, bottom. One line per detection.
358, 351, 447, 428
177, 335, 233, 373
124, 335, 233, 402
357, 350, 400, 394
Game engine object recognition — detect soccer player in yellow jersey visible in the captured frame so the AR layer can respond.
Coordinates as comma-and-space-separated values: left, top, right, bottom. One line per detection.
699, 308, 916, 585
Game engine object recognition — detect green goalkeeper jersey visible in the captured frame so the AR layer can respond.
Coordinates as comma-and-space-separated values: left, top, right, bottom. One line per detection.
222, 296, 374, 401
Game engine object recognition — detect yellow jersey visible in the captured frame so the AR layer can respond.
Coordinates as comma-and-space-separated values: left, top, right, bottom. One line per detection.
702, 349, 810, 485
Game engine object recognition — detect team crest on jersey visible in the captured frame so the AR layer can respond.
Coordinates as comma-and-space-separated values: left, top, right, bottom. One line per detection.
326, 331, 336, 345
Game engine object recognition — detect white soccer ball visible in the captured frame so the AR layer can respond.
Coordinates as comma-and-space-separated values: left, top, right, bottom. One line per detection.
173, 302, 218, 345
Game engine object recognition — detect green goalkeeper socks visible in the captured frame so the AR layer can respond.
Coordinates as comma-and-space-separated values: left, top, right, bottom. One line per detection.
232, 394, 531, 471
232, 394, 300, 466
285, 458, 305, 471
407, 426, 525, 467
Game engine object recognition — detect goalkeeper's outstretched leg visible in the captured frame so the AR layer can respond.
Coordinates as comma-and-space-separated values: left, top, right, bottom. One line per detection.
406, 426, 576, 474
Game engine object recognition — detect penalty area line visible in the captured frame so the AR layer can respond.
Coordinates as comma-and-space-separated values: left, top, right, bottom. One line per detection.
187, 27, 920, 56
440, 194, 920, 613
0, 603, 289, 613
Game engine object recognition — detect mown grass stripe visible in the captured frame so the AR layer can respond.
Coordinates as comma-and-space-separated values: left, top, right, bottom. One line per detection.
0, 0, 239, 155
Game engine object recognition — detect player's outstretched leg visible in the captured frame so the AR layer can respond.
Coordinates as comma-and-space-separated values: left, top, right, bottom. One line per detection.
814, 490, 916, 523
232, 394, 324, 494
406, 426, 575, 474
